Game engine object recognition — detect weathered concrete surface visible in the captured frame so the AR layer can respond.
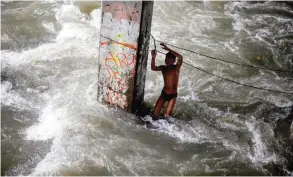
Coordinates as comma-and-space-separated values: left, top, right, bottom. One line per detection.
131, 1, 154, 114
98, 1, 153, 113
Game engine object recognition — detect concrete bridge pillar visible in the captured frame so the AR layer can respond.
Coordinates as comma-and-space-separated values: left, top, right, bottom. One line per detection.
98, 1, 154, 114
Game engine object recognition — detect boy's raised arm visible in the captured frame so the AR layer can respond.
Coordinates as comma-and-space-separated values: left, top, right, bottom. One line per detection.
151, 50, 162, 71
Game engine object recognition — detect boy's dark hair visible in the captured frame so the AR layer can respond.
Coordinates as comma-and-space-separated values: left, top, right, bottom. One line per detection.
166, 52, 176, 60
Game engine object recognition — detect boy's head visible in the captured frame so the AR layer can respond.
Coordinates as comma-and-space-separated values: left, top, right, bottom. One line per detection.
165, 52, 176, 66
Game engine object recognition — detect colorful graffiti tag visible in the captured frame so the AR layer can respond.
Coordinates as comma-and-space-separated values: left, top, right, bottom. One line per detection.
100, 34, 138, 108
99, 2, 142, 109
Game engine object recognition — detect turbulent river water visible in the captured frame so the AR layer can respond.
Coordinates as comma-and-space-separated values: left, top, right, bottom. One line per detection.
1, 1, 293, 176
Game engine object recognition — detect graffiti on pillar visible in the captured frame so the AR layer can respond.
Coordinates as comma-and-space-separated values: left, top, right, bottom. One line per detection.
103, 2, 140, 22
99, 2, 142, 109
100, 35, 137, 108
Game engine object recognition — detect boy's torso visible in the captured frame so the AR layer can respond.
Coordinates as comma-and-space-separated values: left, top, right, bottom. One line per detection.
161, 65, 179, 94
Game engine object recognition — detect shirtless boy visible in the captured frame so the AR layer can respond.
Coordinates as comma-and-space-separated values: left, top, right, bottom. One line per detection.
151, 43, 183, 120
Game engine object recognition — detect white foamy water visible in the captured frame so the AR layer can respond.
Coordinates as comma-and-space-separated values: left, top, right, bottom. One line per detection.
1, 1, 293, 176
